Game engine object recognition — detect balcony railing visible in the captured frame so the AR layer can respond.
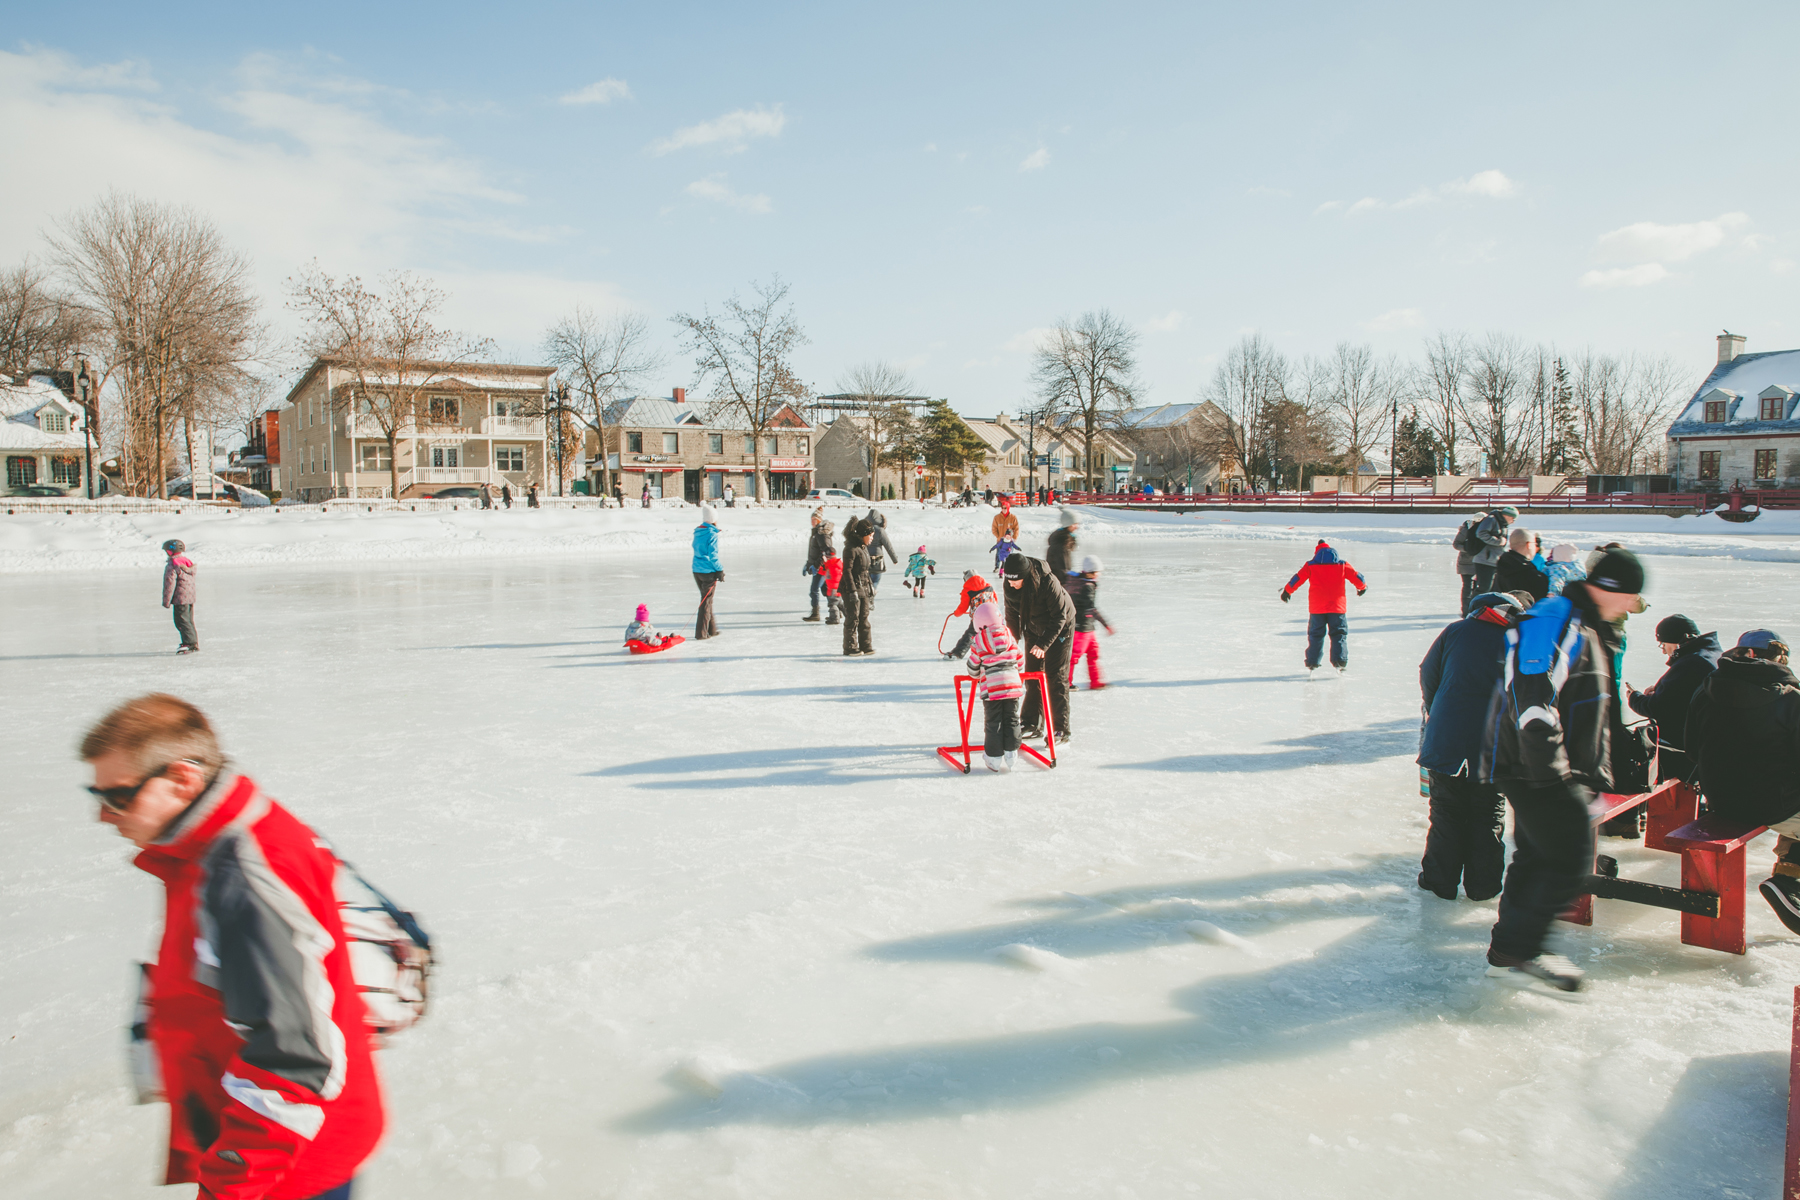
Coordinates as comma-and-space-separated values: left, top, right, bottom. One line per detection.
341, 416, 545, 438
482, 416, 544, 436
412, 468, 491, 485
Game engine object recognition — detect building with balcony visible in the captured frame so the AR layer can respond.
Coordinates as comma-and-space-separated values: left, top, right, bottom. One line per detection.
2, 372, 94, 496
592, 389, 815, 502
1118, 401, 1236, 493
280, 358, 554, 501
1667, 333, 1800, 490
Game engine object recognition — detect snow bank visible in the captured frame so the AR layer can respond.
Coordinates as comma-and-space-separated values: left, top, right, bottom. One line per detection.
1, 500, 1796, 574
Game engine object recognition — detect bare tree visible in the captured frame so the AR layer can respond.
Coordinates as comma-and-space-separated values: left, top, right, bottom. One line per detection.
1322, 343, 1398, 481
670, 277, 809, 501
286, 265, 492, 498
1570, 352, 1687, 474
1458, 332, 1536, 475
1199, 332, 1290, 490
52, 193, 261, 497
833, 360, 920, 500
1413, 331, 1468, 476
1031, 310, 1142, 490
0, 260, 92, 374
541, 306, 664, 499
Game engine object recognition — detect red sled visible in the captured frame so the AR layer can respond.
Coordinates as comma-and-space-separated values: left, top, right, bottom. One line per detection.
937, 672, 1057, 773
626, 635, 685, 654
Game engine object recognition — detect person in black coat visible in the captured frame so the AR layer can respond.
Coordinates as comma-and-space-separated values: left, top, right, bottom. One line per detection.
840, 518, 875, 655
863, 509, 899, 593
1624, 614, 1721, 782
1047, 509, 1079, 585
1416, 590, 1528, 901
1490, 527, 1549, 602
1002, 552, 1076, 739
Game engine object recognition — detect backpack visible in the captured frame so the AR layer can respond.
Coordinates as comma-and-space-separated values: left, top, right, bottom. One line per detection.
336, 857, 434, 1040
1452, 514, 1488, 554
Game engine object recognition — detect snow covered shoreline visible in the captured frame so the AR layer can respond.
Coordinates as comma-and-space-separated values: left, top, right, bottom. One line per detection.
1, 501, 1796, 574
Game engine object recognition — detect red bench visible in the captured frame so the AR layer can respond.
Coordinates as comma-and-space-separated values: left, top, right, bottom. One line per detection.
1561, 778, 1768, 955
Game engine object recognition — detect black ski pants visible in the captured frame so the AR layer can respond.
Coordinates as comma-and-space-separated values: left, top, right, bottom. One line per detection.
171, 604, 197, 649
841, 591, 871, 653
1489, 780, 1594, 962
1472, 564, 1496, 594
1419, 771, 1507, 900
693, 571, 721, 639
983, 698, 1021, 756
1021, 631, 1072, 736
1458, 572, 1477, 616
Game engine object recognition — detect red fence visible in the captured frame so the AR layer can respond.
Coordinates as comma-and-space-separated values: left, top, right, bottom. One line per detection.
1055, 488, 1800, 512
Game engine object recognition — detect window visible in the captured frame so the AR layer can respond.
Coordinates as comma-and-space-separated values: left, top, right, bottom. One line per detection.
797, 436, 809, 455
8, 456, 37, 488
765, 436, 779, 455
743, 435, 755, 454
663, 432, 679, 454
1704, 399, 1729, 423
40, 410, 67, 433
495, 399, 526, 418
496, 445, 525, 472
1698, 450, 1722, 480
626, 432, 644, 453
1762, 396, 1787, 421
708, 433, 723, 454
427, 396, 460, 424
52, 456, 81, 485
360, 443, 392, 472
431, 445, 460, 468
1756, 449, 1779, 480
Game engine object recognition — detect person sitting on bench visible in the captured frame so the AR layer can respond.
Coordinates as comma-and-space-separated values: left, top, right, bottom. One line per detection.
1686, 629, 1800, 933
1624, 614, 1722, 783
1479, 548, 1645, 992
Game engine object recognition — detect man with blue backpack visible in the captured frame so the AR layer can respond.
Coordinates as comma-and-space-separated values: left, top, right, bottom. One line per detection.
1480, 547, 1645, 992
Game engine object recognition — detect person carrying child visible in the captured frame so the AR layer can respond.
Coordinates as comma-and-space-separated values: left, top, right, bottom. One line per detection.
904, 545, 936, 597
1279, 540, 1368, 673
624, 604, 679, 649
1066, 554, 1114, 690
966, 598, 1026, 772
990, 508, 1020, 574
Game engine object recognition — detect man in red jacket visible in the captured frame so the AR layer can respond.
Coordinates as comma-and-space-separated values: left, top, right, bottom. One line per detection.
83, 694, 384, 1200
1280, 540, 1369, 673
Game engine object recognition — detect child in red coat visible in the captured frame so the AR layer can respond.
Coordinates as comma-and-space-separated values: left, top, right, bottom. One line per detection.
822, 545, 845, 626
1280, 540, 1369, 672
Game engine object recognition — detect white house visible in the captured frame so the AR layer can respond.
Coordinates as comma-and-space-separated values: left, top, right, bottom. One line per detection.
1, 373, 93, 495
1667, 333, 1800, 489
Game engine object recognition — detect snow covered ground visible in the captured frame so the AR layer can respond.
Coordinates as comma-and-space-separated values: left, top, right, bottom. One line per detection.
2, 507, 1798, 1198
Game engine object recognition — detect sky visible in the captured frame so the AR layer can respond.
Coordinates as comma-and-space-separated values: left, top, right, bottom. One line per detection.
2, 1, 1796, 414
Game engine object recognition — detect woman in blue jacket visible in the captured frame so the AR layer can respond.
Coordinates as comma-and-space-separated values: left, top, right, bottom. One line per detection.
692, 505, 723, 639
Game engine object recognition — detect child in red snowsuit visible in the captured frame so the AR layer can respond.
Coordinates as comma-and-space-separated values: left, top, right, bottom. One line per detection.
1280, 540, 1368, 671
1066, 554, 1114, 689
821, 545, 845, 626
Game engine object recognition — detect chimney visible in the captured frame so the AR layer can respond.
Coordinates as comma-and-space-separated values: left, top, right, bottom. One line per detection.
673, 387, 687, 406
1718, 331, 1746, 364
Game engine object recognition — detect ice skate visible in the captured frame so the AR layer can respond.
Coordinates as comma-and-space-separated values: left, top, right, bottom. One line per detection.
177, 645, 199, 655
1003, 750, 1017, 770
984, 754, 1007, 773
1761, 876, 1800, 936
1486, 951, 1583, 993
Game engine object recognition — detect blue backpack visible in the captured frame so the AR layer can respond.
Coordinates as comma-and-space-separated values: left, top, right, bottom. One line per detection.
1513, 594, 1576, 676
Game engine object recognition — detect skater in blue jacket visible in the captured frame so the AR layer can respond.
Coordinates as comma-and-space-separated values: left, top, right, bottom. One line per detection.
692, 505, 723, 639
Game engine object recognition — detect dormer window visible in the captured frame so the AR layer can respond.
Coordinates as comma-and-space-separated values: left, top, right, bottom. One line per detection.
1762, 396, 1787, 421
1704, 400, 1729, 423
40, 410, 67, 433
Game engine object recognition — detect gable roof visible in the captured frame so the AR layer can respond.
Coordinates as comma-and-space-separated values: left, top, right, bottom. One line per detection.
0, 375, 90, 450
1669, 349, 1800, 436
604, 396, 705, 428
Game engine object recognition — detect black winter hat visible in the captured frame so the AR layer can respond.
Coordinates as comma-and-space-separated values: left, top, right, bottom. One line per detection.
1586, 547, 1645, 594
1654, 614, 1701, 644
1002, 552, 1028, 578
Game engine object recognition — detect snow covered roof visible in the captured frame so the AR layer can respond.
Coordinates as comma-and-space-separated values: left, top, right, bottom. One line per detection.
0, 375, 88, 451
604, 396, 705, 428
1668, 348, 1800, 436
1122, 403, 1200, 430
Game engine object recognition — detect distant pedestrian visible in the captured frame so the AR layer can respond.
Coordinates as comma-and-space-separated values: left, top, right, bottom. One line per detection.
501, 484, 513, 509
480, 486, 493, 510
612, 481, 624, 507
1066, 554, 1113, 690
692, 505, 722, 639
864, 509, 899, 593
724, 482, 736, 508
803, 508, 833, 622
161, 539, 199, 654
1047, 508, 1079, 582
1469, 506, 1516, 593
1279, 540, 1368, 673
641, 485, 651, 509
526, 482, 540, 508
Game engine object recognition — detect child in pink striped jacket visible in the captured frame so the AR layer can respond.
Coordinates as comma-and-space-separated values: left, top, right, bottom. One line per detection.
966, 599, 1026, 772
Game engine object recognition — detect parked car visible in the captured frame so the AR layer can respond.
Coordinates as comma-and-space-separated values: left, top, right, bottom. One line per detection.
806, 488, 858, 503
425, 486, 487, 500
12, 484, 69, 497
165, 475, 272, 506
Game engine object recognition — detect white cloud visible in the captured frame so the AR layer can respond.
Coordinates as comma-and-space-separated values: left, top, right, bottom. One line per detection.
1346, 197, 1383, 215
1019, 147, 1050, 172
684, 175, 772, 214
559, 78, 631, 106
1360, 308, 1423, 332
1145, 310, 1184, 333
1443, 169, 1518, 198
1595, 212, 1748, 264
651, 105, 785, 155
1579, 264, 1670, 289
1332, 169, 1519, 216
1313, 200, 1342, 215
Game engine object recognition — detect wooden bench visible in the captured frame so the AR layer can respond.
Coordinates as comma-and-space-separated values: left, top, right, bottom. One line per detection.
1660, 814, 1769, 955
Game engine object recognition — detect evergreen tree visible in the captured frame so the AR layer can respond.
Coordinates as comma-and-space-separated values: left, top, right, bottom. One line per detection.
1546, 357, 1579, 474
920, 398, 988, 495
1391, 407, 1445, 476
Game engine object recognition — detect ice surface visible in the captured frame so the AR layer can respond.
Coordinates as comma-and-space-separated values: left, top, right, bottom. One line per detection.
2, 508, 1797, 1198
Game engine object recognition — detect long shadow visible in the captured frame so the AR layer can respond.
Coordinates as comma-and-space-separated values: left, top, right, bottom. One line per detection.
588, 744, 943, 789
1602, 1052, 1785, 1198
0, 651, 173, 661
616, 855, 1504, 1132
700, 683, 946, 702
1113, 676, 1298, 689
1105, 717, 1418, 773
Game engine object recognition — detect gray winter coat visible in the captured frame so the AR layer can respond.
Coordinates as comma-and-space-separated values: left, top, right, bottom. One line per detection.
864, 510, 899, 573
162, 554, 196, 607
1471, 513, 1509, 567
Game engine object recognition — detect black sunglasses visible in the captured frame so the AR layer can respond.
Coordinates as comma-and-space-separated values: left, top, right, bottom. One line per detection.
88, 761, 189, 813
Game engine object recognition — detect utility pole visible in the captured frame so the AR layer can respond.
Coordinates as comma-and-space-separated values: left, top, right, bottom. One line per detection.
1389, 391, 1399, 498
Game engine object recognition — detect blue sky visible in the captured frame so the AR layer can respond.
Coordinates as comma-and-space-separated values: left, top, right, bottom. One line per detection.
2, 2, 1796, 411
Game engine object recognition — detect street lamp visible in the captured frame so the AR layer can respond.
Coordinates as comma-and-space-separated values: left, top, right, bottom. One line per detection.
1389, 392, 1399, 498
76, 358, 97, 499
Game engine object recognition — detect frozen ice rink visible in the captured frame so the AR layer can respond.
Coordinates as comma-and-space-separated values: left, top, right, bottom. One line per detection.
4, 507, 1799, 1198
